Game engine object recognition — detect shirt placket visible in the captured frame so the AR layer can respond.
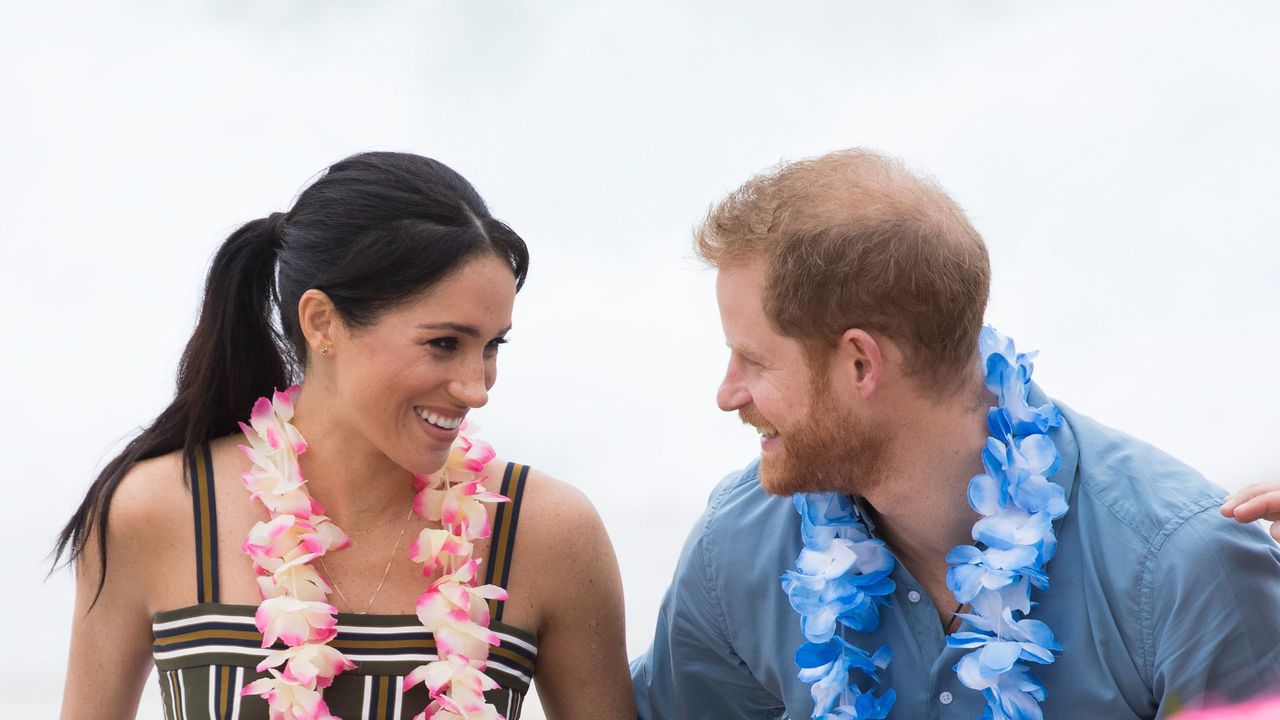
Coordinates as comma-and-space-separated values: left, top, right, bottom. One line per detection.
850, 499, 978, 718
890, 572, 970, 718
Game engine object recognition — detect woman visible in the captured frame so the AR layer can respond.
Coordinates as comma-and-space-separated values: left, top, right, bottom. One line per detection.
55, 152, 635, 719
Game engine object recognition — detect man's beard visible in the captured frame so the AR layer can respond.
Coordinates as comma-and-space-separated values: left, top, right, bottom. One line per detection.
743, 379, 889, 498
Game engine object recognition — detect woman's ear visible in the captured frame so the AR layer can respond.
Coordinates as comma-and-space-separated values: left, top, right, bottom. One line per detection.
298, 289, 340, 358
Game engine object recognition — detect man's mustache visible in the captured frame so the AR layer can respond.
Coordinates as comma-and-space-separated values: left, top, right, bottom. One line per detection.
739, 405, 775, 433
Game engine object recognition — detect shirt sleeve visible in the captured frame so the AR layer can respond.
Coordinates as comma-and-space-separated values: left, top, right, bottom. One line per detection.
630, 486, 787, 720
1148, 505, 1280, 716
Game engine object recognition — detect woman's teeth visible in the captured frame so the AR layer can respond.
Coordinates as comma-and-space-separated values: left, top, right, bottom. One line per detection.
416, 408, 462, 430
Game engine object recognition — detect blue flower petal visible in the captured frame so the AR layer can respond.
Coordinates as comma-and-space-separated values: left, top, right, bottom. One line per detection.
801, 607, 840, 643
946, 544, 983, 565
851, 688, 896, 719
988, 406, 1013, 440
955, 651, 995, 690
1014, 435, 1060, 478
947, 564, 984, 602
796, 639, 841, 668
1011, 475, 1067, 517
968, 473, 1004, 516
978, 642, 1023, 676
947, 630, 994, 649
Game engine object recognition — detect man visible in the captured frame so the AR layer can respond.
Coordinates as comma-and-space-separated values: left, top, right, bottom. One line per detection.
631, 149, 1280, 719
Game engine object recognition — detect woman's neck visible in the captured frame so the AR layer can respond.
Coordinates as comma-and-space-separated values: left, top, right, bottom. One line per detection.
288, 385, 417, 533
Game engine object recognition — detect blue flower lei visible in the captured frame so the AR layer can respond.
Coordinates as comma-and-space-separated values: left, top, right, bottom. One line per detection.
781, 326, 1068, 720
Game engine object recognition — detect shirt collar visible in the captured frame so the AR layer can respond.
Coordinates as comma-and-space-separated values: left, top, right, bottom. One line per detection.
1029, 382, 1079, 504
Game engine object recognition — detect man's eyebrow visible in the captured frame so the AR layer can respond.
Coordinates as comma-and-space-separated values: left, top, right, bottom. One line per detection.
416, 322, 513, 338
728, 342, 765, 362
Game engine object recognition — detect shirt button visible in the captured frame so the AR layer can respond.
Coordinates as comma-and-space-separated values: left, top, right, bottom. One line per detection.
939, 691, 954, 705
907, 590, 921, 603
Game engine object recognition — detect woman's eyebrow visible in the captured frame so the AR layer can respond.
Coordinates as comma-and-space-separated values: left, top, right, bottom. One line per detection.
416, 322, 513, 337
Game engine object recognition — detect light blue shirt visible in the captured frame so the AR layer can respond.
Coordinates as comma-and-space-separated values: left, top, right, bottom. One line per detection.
632, 394, 1280, 718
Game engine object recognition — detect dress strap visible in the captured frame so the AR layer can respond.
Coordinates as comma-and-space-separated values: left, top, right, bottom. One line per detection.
188, 443, 220, 604
484, 462, 529, 623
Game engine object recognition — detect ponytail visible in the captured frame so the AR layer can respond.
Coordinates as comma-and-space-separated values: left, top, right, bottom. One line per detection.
54, 212, 293, 605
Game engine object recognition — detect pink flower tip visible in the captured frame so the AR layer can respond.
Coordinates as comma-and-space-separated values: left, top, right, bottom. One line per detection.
1174, 696, 1280, 720
275, 385, 300, 409
251, 396, 276, 420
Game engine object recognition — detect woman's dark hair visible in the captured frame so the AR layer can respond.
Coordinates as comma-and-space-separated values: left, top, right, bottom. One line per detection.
54, 152, 529, 602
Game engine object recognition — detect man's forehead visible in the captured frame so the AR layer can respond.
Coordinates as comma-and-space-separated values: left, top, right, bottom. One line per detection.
716, 268, 765, 327
714, 258, 767, 292
715, 268, 797, 361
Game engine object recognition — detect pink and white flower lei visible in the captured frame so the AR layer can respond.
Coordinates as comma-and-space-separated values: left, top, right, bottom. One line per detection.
238, 386, 511, 720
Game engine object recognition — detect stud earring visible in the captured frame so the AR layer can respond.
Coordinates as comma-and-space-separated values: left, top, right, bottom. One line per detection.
319, 346, 330, 355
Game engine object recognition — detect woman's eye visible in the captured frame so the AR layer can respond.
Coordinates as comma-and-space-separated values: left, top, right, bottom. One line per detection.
484, 337, 509, 354
427, 337, 459, 352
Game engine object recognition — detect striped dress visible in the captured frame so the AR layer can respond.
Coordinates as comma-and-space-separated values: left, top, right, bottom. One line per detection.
151, 446, 539, 719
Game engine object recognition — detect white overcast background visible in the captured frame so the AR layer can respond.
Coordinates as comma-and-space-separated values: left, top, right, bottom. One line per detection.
3, 2, 1278, 717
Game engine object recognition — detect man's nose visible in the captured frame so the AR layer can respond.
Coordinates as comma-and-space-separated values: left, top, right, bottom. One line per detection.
716, 359, 749, 412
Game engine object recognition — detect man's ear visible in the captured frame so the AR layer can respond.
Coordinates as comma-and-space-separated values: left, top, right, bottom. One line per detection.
837, 328, 884, 399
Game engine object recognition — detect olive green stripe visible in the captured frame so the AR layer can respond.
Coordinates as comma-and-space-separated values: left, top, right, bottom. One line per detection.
169, 670, 184, 720
218, 665, 231, 719
487, 462, 525, 618
153, 603, 537, 643
378, 675, 390, 718
194, 448, 215, 603
159, 666, 529, 718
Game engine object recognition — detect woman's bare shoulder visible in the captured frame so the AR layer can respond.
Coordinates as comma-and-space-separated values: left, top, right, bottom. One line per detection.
497, 462, 627, 651
101, 450, 193, 580
111, 450, 190, 528
500, 462, 616, 573
72, 448, 194, 616
480, 459, 603, 532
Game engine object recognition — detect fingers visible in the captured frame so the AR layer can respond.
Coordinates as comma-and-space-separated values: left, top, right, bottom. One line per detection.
1272, 522, 1280, 544
1223, 481, 1274, 515
1223, 484, 1280, 523
1222, 482, 1279, 516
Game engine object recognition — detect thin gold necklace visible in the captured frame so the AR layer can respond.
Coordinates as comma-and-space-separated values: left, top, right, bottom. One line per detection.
341, 510, 408, 539
319, 507, 414, 615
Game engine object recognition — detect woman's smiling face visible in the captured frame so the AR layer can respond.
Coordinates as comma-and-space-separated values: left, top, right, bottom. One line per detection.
320, 252, 517, 476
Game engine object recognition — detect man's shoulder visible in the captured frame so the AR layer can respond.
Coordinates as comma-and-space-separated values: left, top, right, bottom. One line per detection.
695, 459, 802, 567
703, 459, 791, 521
704, 459, 765, 510
1060, 401, 1229, 550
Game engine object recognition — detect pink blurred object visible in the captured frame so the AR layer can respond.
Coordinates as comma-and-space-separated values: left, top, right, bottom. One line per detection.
1174, 696, 1280, 719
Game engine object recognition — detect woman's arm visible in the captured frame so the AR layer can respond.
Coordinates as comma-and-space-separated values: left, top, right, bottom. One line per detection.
518, 471, 636, 719
60, 461, 174, 720
1222, 481, 1280, 541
